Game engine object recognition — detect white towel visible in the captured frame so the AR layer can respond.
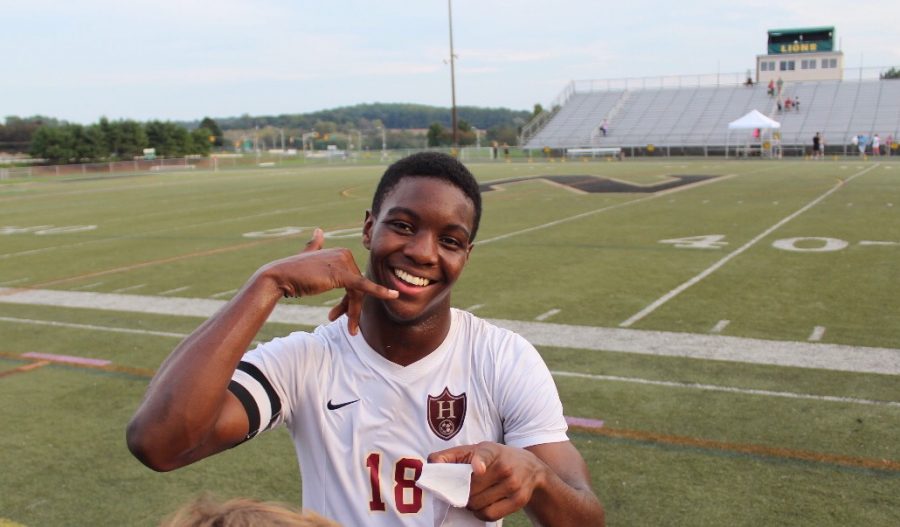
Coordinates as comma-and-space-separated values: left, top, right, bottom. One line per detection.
417, 463, 473, 508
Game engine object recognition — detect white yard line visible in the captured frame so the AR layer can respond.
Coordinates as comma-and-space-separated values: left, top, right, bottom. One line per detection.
535, 308, 561, 321
477, 174, 737, 246
71, 281, 104, 291
0, 277, 30, 286
158, 285, 191, 296
551, 371, 900, 408
0, 316, 188, 338
210, 288, 238, 299
2, 287, 899, 375
619, 164, 880, 328
110, 283, 146, 294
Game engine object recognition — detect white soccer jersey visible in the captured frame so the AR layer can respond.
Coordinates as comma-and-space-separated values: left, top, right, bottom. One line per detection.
229, 308, 568, 526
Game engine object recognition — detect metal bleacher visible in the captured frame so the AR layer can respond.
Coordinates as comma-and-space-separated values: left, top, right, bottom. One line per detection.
523, 77, 900, 153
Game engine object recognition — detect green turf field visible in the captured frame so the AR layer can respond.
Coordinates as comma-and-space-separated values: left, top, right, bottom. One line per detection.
1, 156, 898, 526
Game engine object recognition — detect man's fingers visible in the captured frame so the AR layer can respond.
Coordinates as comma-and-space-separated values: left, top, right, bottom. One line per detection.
302, 227, 324, 253
428, 445, 474, 464
469, 443, 498, 475
347, 275, 398, 300
328, 294, 349, 322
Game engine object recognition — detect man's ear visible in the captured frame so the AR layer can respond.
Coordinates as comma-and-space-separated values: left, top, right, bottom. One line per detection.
362, 210, 374, 249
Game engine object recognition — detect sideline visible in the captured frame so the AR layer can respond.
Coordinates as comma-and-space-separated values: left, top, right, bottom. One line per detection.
1, 349, 896, 474
1, 288, 899, 375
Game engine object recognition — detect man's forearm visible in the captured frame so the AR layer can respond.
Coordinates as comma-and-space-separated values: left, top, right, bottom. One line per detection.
526, 470, 605, 527
126, 273, 281, 469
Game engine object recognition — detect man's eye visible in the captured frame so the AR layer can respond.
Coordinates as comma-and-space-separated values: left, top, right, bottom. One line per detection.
390, 221, 413, 232
440, 237, 462, 248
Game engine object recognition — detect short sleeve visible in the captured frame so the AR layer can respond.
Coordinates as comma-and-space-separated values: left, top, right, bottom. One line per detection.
228, 331, 322, 441
493, 332, 568, 448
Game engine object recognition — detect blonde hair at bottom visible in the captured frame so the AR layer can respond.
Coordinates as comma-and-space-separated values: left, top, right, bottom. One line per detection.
159, 493, 340, 527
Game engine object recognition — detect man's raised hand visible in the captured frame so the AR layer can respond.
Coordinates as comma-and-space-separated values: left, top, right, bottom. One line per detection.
258, 228, 397, 334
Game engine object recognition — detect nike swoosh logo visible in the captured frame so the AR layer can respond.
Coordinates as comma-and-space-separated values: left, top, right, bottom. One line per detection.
327, 398, 360, 410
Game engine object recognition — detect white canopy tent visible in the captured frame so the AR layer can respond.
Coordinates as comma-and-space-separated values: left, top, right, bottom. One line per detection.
726, 109, 781, 158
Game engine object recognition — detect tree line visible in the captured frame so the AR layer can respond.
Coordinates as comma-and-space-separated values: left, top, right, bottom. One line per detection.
23, 117, 223, 164
2, 103, 534, 164
204, 103, 530, 133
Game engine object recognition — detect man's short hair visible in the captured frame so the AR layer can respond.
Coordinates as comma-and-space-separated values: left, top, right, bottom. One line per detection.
372, 152, 482, 242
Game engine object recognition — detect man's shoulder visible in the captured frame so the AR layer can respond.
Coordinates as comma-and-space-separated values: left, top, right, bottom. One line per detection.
451, 309, 533, 351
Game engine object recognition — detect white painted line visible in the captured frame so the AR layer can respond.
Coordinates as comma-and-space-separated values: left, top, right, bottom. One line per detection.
859, 241, 899, 246
110, 283, 146, 293
464, 304, 485, 312
711, 320, 730, 333
2, 288, 900, 375
0, 277, 29, 286
210, 288, 238, 299
551, 371, 900, 408
619, 164, 879, 328
809, 326, 827, 342
477, 175, 736, 246
0, 316, 187, 338
158, 285, 191, 296
535, 308, 561, 321
71, 281, 104, 291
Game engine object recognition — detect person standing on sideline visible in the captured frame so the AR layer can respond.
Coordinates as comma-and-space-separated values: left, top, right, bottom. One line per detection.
872, 134, 881, 156
812, 132, 821, 159
126, 152, 605, 527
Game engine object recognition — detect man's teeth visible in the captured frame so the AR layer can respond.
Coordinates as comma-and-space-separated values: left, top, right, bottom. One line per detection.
394, 268, 431, 287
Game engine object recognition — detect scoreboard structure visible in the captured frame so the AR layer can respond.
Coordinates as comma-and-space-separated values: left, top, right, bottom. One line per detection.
756, 27, 843, 83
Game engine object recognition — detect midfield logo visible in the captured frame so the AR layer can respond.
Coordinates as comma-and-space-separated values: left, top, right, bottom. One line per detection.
427, 387, 467, 441
479, 174, 718, 194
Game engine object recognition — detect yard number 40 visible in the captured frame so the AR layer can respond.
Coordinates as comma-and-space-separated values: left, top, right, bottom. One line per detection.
660, 234, 854, 252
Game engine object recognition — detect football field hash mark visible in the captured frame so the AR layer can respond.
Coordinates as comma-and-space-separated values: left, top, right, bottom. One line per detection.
711, 320, 730, 333
809, 326, 827, 342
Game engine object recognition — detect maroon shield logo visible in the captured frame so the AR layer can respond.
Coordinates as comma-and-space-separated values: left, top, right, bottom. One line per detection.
427, 387, 466, 441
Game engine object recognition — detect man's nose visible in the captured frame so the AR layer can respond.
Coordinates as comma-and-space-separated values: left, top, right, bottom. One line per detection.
404, 231, 438, 265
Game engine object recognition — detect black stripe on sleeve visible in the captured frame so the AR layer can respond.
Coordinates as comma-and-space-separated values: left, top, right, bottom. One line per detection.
236, 361, 282, 430
227, 380, 260, 441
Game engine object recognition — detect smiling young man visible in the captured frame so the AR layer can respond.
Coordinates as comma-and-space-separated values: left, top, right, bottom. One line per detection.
127, 152, 604, 526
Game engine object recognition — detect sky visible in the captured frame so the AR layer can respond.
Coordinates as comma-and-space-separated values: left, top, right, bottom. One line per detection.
4, 0, 900, 124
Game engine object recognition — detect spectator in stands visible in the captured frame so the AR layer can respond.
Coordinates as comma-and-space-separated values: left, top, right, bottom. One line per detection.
777, 99, 783, 113
784, 97, 792, 111
745, 76, 754, 87
776, 77, 783, 95
599, 119, 608, 136
794, 96, 800, 112
872, 134, 881, 156
767, 79, 775, 97
160, 494, 340, 527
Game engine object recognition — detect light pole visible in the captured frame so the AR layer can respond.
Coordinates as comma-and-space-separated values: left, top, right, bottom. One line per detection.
448, 0, 459, 147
